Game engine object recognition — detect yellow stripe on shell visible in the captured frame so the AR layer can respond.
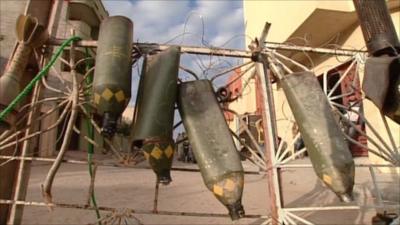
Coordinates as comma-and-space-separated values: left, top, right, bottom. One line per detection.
114, 90, 125, 102
224, 179, 236, 192
213, 184, 224, 196
323, 174, 332, 185
101, 88, 114, 101
151, 146, 163, 160
94, 93, 101, 104
164, 145, 174, 159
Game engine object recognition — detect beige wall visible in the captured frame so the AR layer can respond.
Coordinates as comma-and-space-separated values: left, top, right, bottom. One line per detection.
241, 0, 400, 170
243, 1, 354, 45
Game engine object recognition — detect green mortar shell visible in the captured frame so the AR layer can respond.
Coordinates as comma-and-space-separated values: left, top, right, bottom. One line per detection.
280, 71, 355, 202
177, 80, 245, 220
131, 46, 180, 145
92, 16, 133, 117
141, 140, 175, 184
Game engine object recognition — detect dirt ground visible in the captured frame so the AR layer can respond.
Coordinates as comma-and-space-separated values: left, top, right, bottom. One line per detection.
19, 151, 399, 225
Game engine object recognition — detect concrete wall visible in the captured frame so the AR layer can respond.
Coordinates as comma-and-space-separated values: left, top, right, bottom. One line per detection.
243, 1, 356, 43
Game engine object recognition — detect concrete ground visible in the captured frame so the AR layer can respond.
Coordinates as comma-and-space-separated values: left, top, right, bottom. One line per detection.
19, 151, 399, 224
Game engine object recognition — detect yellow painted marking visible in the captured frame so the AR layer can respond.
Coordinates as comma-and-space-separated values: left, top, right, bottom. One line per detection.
151, 147, 163, 160
94, 93, 101, 104
323, 174, 332, 185
143, 151, 150, 160
114, 90, 125, 102
213, 185, 224, 196
101, 88, 114, 101
224, 179, 236, 192
164, 145, 174, 159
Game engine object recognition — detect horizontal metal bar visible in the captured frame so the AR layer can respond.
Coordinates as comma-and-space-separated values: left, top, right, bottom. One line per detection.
284, 204, 400, 212
48, 39, 98, 47
264, 42, 366, 56
0, 155, 261, 175
0, 200, 264, 219
47, 39, 252, 58
277, 163, 399, 168
0, 155, 96, 165
47, 39, 366, 57
1, 156, 397, 171
171, 167, 261, 175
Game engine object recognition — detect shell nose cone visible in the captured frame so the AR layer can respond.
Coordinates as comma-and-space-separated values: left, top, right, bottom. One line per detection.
338, 193, 353, 203
158, 171, 172, 185
101, 112, 118, 138
227, 201, 245, 220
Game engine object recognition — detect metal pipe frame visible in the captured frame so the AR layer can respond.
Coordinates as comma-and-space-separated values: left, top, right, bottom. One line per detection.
7, 81, 41, 224
0, 199, 265, 219
3, 21, 399, 225
0, 155, 262, 175
47, 38, 367, 58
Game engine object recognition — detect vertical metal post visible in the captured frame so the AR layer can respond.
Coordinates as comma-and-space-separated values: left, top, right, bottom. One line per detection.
7, 0, 63, 224
369, 166, 384, 207
254, 22, 283, 224
153, 180, 160, 213
0, 126, 17, 225
7, 83, 41, 225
